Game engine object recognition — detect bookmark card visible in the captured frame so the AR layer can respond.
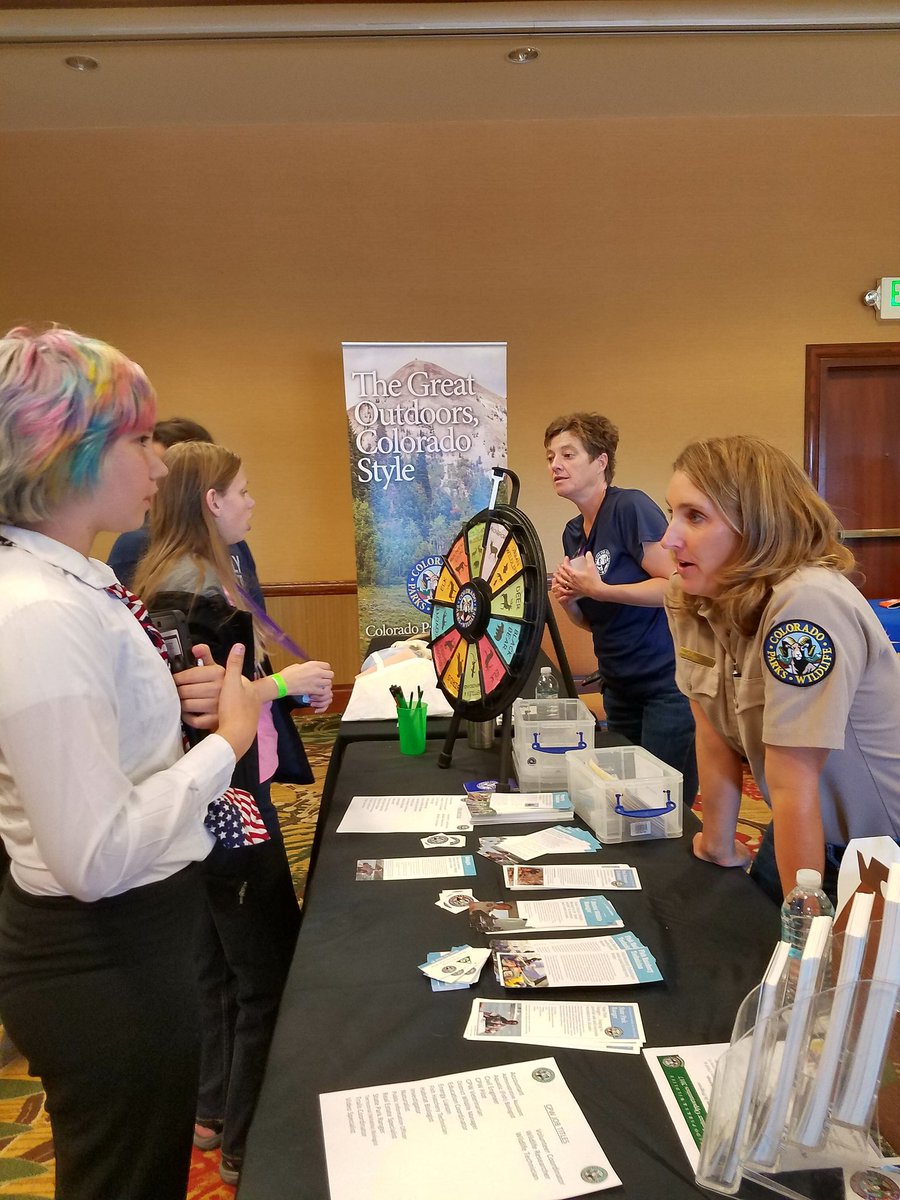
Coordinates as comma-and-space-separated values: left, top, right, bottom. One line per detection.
419, 945, 491, 986
464, 998, 645, 1054
468, 896, 624, 936
435, 889, 478, 913
503, 864, 641, 891
494, 826, 601, 862
425, 947, 471, 991
338, 794, 472, 834
355, 855, 477, 881
493, 932, 663, 989
421, 834, 467, 849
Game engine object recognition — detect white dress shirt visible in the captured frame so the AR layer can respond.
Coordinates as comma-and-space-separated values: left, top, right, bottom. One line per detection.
0, 525, 235, 900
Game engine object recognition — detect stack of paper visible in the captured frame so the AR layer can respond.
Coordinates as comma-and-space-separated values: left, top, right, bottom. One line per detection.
502, 864, 641, 890
480, 826, 601, 864
492, 932, 663, 988
423, 946, 473, 991
418, 945, 491, 988
467, 895, 623, 936
464, 790, 574, 824
463, 998, 646, 1054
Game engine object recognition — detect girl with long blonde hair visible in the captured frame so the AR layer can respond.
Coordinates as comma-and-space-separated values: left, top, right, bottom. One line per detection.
135, 439, 333, 1186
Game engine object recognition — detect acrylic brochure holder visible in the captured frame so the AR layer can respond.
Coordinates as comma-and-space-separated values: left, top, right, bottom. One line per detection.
696, 921, 899, 1200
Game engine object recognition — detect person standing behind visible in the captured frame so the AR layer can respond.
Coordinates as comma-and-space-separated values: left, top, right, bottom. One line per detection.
110, 415, 314, 783
134, 441, 333, 1186
545, 413, 696, 800
108, 416, 213, 587
0, 327, 261, 1200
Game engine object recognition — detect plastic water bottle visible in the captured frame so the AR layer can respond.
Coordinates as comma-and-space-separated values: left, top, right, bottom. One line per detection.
535, 666, 560, 718
780, 869, 835, 1002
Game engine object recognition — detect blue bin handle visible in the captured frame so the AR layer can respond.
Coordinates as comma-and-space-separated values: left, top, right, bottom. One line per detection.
530, 730, 588, 755
613, 789, 676, 819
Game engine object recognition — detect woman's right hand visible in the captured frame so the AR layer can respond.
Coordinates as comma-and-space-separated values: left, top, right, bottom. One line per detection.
215, 644, 263, 760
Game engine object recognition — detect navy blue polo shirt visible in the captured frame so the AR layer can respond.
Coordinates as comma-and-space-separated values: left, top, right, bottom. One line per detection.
562, 486, 676, 686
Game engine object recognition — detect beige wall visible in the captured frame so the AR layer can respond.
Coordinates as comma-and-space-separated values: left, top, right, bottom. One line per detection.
1, 114, 898, 614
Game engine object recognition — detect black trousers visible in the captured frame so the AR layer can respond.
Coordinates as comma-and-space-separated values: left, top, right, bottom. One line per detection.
196, 830, 300, 1164
0, 865, 204, 1200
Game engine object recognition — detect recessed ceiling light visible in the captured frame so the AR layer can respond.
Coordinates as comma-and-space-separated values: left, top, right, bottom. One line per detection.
64, 55, 99, 72
507, 47, 540, 64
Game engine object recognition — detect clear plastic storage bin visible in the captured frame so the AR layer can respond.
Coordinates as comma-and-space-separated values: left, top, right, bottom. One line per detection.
511, 697, 595, 791
566, 745, 682, 843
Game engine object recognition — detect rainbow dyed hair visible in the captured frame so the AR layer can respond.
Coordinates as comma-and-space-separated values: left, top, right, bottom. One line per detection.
0, 327, 156, 524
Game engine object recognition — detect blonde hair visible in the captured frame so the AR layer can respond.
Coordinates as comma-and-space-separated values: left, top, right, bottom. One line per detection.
133, 441, 246, 619
671, 435, 855, 636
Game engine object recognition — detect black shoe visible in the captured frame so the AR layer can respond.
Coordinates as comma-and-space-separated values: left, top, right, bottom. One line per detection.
220, 1155, 241, 1186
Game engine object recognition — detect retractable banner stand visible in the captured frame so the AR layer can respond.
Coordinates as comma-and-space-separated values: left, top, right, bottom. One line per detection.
343, 342, 507, 656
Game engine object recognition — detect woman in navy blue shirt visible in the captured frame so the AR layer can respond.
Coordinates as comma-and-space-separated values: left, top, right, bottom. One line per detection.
545, 412, 696, 801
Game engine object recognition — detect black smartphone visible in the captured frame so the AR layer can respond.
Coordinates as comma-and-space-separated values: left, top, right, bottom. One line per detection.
150, 609, 194, 673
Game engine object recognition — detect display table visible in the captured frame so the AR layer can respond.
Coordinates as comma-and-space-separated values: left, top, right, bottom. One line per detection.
240, 736, 781, 1199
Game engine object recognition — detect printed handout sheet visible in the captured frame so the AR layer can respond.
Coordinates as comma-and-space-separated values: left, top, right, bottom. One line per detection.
337, 794, 472, 834
319, 1056, 621, 1200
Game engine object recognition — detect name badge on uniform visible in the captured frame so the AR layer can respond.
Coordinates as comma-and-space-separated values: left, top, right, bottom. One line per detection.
678, 647, 716, 668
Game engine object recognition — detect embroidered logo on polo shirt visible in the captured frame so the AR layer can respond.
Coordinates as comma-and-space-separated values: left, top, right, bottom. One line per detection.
595, 548, 611, 576
764, 620, 835, 687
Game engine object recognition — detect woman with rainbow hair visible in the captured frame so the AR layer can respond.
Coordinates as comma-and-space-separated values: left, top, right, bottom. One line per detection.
0, 327, 261, 1200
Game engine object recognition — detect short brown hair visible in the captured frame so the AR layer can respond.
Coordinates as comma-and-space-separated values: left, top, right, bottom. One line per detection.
543, 413, 618, 483
153, 416, 213, 449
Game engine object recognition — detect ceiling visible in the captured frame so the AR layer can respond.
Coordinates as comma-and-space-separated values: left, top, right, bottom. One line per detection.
1, 2, 898, 131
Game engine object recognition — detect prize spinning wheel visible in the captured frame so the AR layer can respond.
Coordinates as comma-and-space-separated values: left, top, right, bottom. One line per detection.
430, 500, 547, 724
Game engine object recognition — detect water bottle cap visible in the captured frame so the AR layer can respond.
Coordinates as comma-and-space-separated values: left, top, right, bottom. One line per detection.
540, 667, 552, 676
795, 868, 822, 889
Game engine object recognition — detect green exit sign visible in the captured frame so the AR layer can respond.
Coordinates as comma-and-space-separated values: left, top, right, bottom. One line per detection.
876, 278, 900, 320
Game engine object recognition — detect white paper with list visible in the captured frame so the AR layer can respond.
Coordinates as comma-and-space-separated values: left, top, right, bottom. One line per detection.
337, 794, 472, 834
319, 1056, 620, 1200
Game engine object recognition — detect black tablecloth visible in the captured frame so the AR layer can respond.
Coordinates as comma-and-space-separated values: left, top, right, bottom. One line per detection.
240, 738, 784, 1199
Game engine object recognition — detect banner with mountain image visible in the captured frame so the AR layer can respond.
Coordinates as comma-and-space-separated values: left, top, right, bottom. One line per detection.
343, 342, 507, 655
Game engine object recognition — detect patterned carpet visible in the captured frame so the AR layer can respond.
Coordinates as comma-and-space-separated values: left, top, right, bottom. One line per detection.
0, 727, 767, 1196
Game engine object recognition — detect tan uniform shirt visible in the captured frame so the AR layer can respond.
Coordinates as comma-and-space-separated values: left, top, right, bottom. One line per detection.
665, 566, 900, 847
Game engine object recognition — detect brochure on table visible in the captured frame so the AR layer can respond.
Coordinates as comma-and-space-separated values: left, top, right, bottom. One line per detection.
464, 791, 574, 824
468, 895, 623, 936
463, 998, 646, 1055
503, 864, 641, 890
319, 1056, 621, 1200
643, 1044, 729, 1170
355, 854, 476, 881
493, 932, 662, 989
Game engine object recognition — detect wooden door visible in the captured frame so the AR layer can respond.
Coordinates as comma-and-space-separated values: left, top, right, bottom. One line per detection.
805, 342, 900, 598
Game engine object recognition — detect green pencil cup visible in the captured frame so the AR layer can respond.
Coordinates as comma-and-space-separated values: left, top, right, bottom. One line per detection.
397, 704, 428, 755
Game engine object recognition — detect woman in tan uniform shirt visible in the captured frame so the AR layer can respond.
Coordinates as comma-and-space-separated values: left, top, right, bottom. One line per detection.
661, 435, 900, 904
